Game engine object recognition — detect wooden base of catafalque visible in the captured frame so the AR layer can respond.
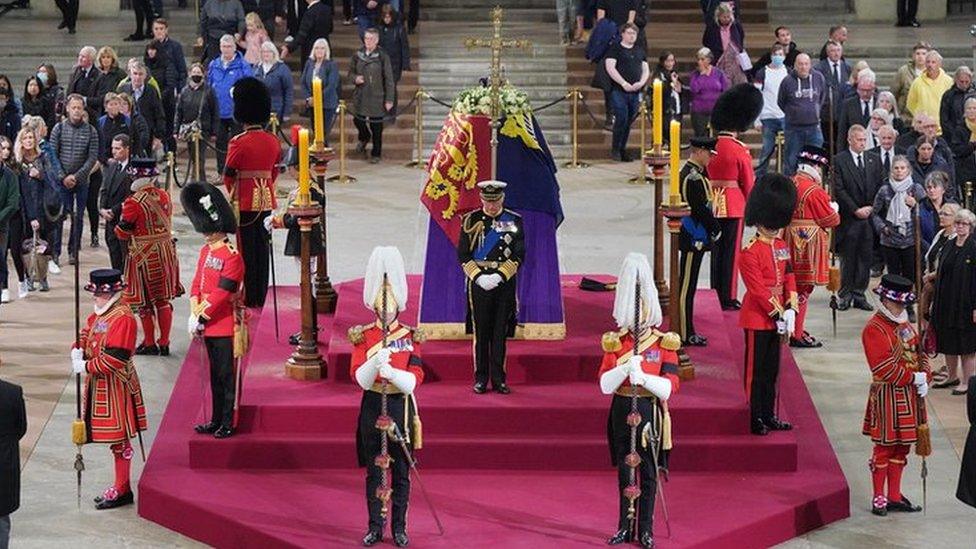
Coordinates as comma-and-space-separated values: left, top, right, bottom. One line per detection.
660, 199, 695, 381
285, 204, 326, 381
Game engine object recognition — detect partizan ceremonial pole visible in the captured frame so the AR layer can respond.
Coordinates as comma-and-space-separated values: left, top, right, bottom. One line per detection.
71, 217, 86, 507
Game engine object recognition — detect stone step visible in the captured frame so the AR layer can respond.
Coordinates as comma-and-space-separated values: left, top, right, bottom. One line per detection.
421, 7, 558, 22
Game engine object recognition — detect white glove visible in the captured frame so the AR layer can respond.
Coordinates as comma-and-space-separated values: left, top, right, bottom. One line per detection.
829, 201, 839, 213
917, 381, 929, 398
371, 348, 392, 367
600, 360, 632, 394
475, 275, 493, 290
188, 314, 202, 336
384, 367, 417, 395
627, 355, 643, 374
72, 357, 86, 374
783, 309, 796, 338
913, 372, 927, 386
629, 368, 645, 387
70, 348, 84, 361
484, 273, 503, 289
263, 215, 274, 233
379, 362, 394, 380
642, 374, 673, 401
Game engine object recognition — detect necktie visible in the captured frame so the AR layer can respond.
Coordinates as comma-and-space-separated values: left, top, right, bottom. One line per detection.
883, 151, 890, 174
833, 62, 840, 83
856, 154, 863, 171
863, 101, 870, 119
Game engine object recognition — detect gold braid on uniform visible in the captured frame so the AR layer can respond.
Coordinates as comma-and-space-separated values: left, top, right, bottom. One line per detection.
657, 330, 681, 351
411, 326, 427, 344
601, 331, 622, 353
347, 324, 366, 345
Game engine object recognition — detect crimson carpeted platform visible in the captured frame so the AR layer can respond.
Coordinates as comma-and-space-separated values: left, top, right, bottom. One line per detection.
138, 276, 849, 548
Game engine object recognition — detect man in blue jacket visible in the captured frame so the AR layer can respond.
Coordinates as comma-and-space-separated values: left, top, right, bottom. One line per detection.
208, 34, 254, 173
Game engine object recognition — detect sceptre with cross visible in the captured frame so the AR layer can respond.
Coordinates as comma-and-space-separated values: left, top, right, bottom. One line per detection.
463, 6, 530, 177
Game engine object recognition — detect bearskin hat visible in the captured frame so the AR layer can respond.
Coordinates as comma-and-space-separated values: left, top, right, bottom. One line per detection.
744, 173, 797, 230
180, 181, 237, 235
710, 84, 763, 133
232, 77, 271, 126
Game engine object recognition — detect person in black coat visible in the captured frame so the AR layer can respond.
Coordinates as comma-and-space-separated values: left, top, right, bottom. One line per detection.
832, 125, 885, 310
0, 378, 27, 546
0, 90, 20, 143
66, 47, 103, 120
958, 378, 976, 509
281, 0, 334, 64
378, 5, 410, 83
837, 72, 877, 148
118, 61, 165, 154
145, 41, 179, 151
815, 42, 851, 152
117, 92, 150, 157
175, 63, 220, 180
21, 77, 54, 132
950, 98, 976, 199
910, 136, 956, 197
98, 135, 133, 270
649, 51, 684, 146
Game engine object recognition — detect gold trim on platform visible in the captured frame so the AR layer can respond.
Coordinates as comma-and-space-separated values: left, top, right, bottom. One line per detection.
417, 322, 567, 341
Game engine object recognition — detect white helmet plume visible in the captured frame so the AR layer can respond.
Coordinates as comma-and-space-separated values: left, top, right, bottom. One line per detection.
363, 246, 408, 313
612, 253, 662, 331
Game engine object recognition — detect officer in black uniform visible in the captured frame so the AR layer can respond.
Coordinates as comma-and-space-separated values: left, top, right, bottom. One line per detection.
457, 180, 525, 395
677, 137, 722, 347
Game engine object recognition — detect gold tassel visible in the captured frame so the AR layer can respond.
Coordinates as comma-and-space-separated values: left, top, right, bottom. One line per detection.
915, 423, 932, 457
827, 266, 841, 293
233, 321, 249, 358
662, 405, 673, 451
71, 419, 87, 445
410, 394, 423, 450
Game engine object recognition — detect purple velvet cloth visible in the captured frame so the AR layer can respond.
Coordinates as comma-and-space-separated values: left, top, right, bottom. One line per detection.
420, 210, 564, 328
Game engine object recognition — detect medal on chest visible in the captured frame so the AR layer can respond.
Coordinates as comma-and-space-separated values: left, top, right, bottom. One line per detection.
643, 349, 661, 363
493, 220, 517, 233
205, 255, 224, 271
774, 247, 791, 261
389, 338, 414, 353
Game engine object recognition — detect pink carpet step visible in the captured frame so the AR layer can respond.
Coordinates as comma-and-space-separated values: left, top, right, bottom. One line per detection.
187, 431, 798, 473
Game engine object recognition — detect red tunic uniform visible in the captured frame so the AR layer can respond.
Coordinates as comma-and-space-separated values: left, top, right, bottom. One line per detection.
115, 186, 184, 308
190, 237, 245, 337
784, 173, 840, 287
222, 127, 279, 213
350, 323, 426, 389
739, 235, 799, 331
598, 330, 681, 396
862, 313, 931, 445
707, 133, 754, 219
77, 301, 148, 443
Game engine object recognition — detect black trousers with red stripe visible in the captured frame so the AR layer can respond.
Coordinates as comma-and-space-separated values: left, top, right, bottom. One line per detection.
744, 329, 781, 423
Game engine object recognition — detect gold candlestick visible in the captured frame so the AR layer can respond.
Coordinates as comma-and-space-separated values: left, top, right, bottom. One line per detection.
660, 197, 695, 381
644, 148, 669, 310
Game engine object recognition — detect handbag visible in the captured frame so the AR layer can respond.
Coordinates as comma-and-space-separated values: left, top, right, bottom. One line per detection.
177, 89, 207, 141
737, 50, 753, 72
920, 326, 937, 358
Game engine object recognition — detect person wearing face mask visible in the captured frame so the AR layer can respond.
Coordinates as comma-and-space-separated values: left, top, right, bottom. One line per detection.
36, 64, 64, 125
70, 268, 148, 510
349, 246, 425, 549
182, 181, 244, 440
458, 181, 524, 395
753, 43, 788, 177
175, 64, 219, 180
861, 274, 930, 516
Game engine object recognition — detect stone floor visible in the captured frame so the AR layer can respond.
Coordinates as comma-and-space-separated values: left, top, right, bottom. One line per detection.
2, 9, 975, 549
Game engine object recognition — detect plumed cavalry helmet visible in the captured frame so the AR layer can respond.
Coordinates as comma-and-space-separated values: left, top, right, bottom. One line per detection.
745, 173, 798, 230
180, 181, 237, 235
612, 252, 662, 331
710, 83, 763, 133
363, 246, 408, 315
232, 76, 271, 126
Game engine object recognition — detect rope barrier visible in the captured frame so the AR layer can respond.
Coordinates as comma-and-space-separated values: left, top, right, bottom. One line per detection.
532, 93, 570, 113
577, 94, 602, 127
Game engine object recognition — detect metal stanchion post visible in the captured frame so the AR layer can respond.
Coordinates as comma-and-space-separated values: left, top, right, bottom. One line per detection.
775, 131, 785, 174
966, 181, 973, 211
326, 101, 358, 184
405, 89, 426, 168
563, 87, 589, 169
269, 112, 280, 139
165, 151, 174, 196
628, 101, 649, 184
191, 128, 203, 182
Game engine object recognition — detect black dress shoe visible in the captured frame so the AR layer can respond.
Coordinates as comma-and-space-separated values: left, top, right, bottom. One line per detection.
871, 266, 884, 278
853, 299, 874, 312
194, 421, 220, 434
606, 528, 632, 545
789, 332, 822, 348
751, 418, 769, 436
68, 28, 76, 34
58, 20, 67, 29
836, 296, 852, 311
910, 19, 921, 27
765, 416, 793, 431
136, 343, 160, 356
213, 426, 234, 439
494, 383, 511, 394
393, 532, 409, 547
124, 33, 145, 41
871, 502, 888, 516
686, 334, 707, 346
289, 332, 301, 345
721, 299, 742, 311
95, 490, 134, 510
158, 345, 170, 356
362, 530, 382, 546
639, 531, 654, 548
887, 496, 922, 512
473, 382, 487, 394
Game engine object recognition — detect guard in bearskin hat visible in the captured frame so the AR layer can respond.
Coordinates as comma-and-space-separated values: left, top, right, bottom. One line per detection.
599, 253, 680, 549
348, 246, 425, 548
862, 274, 931, 516
114, 158, 184, 356
222, 76, 280, 308
708, 83, 763, 311
740, 173, 798, 436
182, 181, 245, 439
69, 268, 148, 509
783, 146, 840, 348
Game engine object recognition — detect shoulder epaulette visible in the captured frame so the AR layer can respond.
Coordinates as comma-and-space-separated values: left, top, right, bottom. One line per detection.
657, 330, 681, 351
602, 331, 622, 353
348, 324, 366, 345
411, 326, 427, 344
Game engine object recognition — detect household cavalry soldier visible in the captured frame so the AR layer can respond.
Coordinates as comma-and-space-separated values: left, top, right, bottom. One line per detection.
707, 84, 762, 311
222, 76, 279, 308
783, 146, 840, 349
677, 137, 721, 346
70, 268, 148, 510
349, 246, 425, 548
740, 174, 798, 436
599, 253, 680, 549
114, 158, 184, 356
181, 181, 245, 439
457, 180, 524, 395
862, 274, 931, 516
